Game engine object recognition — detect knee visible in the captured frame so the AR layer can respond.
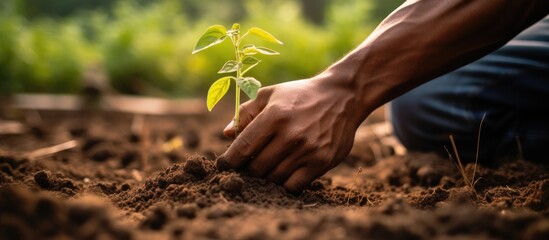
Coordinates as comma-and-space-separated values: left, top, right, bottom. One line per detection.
389, 79, 468, 155
390, 90, 426, 151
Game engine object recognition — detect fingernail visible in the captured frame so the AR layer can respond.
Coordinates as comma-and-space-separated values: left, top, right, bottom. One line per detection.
224, 120, 234, 132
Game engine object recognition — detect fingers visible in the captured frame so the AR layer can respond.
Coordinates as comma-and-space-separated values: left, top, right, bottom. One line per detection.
267, 153, 329, 193
224, 88, 272, 138
222, 113, 274, 169
245, 136, 300, 178
265, 153, 304, 185
283, 166, 324, 193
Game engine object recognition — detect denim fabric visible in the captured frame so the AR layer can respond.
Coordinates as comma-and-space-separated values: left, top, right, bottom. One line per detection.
390, 15, 549, 163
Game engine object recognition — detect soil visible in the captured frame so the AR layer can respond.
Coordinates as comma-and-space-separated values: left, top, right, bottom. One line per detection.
1, 108, 549, 240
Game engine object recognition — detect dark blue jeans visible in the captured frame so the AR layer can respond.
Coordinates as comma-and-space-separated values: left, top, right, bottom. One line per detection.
391, 16, 549, 164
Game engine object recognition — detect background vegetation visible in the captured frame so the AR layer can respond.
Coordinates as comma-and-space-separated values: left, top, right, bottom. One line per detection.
0, 0, 402, 97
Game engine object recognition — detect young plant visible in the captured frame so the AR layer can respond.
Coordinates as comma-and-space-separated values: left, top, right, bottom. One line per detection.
192, 23, 283, 136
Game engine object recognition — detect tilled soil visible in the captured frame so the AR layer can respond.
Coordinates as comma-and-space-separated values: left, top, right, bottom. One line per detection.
1, 110, 548, 240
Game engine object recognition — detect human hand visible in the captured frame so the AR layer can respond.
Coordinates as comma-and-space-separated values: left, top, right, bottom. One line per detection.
220, 77, 366, 193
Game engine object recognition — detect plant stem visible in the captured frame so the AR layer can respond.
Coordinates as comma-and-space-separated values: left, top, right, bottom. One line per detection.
234, 85, 240, 136
231, 32, 242, 137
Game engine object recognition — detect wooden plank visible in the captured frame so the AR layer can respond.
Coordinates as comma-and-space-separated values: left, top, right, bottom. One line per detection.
0, 120, 27, 135
11, 94, 206, 115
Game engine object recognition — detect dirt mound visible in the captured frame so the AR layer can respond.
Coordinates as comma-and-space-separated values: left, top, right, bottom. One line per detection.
0, 186, 132, 240
1, 111, 549, 240
114, 156, 305, 212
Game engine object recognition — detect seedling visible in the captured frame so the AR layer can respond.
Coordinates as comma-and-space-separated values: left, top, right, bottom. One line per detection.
192, 23, 283, 136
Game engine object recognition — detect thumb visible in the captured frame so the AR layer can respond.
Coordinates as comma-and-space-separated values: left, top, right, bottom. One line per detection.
223, 120, 235, 137
223, 87, 272, 138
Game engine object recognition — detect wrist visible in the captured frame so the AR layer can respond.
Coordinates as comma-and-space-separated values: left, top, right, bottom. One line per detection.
311, 63, 374, 127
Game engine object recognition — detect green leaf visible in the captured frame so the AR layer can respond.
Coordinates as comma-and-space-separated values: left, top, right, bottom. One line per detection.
245, 27, 283, 45
256, 47, 280, 55
237, 77, 262, 100
207, 77, 232, 111
231, 23, 240, 31
242, 45, 259, 55
241, 56, 261, 75
193, 25, 227, 54
242, 56, 260, 65
218, 60, 241, 73
242, 45, 279, 56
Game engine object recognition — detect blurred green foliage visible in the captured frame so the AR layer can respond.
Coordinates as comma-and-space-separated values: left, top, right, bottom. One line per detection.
0, 0, 402, 97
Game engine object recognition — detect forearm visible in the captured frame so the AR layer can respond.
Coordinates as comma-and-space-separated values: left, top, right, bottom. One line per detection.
318, 0, 549, 122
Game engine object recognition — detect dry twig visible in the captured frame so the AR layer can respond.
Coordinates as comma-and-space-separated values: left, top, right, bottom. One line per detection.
346, 167, 363, 206
25, 140, 78, 160
445, 113, 486, 195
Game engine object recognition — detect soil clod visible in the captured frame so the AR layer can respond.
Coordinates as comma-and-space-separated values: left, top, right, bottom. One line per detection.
215, 156, 233, 172
141, 207, 169, 231
219, 173, 244, 195
182, 156, 208, 179
34, 170, 52, 188
176, 203, 199, 219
